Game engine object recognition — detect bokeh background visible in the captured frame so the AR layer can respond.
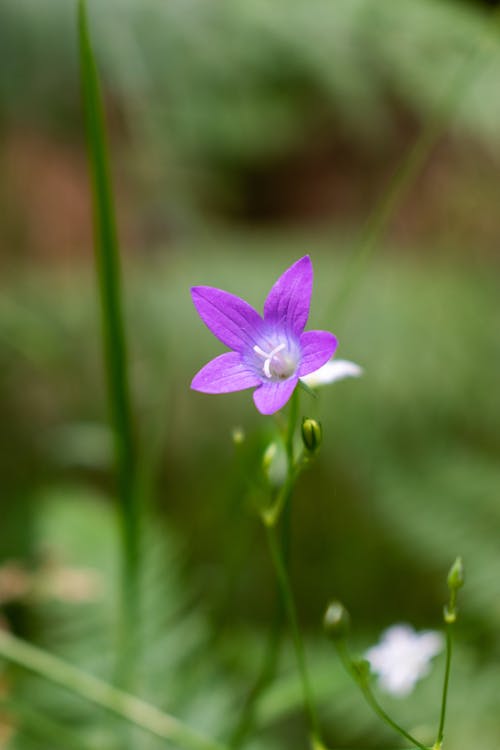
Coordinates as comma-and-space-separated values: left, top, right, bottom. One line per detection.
1, 0, 500, 748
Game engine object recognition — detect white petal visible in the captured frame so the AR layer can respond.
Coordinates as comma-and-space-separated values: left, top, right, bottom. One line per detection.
300, 359, 363, 388
365, 624, 443, 698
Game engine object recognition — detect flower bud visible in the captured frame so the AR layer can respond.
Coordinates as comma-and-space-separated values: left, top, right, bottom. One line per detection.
447, 557, 464, 592
262, 442, 277, 471
301, 418, 322, 453
323, 600, 350, 640
262, 441, 287, 486
232, 427, 245, 445
443, 605, 457, 625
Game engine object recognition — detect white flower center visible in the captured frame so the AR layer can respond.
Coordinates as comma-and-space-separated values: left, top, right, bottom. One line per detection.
253, 343, 297, 380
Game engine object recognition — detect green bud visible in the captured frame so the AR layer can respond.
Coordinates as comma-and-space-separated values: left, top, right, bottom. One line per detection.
323, 600, 350, 640
232, 427, 245, 445
301, 418, 322, 453
262, 442, 277, 474
262, 441, 287, 486
443, 605, 456, 625
447, 557, 465, 592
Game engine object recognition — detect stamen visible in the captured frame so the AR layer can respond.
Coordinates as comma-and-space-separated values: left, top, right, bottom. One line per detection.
253, 344, 270, 359
269, 343, 286, 357
253, 343, 287, 379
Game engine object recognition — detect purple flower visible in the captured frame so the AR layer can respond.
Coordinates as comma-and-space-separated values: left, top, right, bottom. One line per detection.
190, 256, 337, 415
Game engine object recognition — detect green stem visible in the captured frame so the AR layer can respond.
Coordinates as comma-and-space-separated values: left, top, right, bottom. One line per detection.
359, 685, 429, 750
335, 641, 428, 750
436, 624, 453, 747
285, 389, 299, 466
0, 631, 226, 750
78, 0, 139, 683
265, 523, 322, 744
332, 7, 499, 321
230, 393, 300, 747
229, 608, 283, 749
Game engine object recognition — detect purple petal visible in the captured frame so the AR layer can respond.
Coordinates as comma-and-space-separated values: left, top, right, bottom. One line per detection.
263, 256, 313, 336
191, 352, 261, 394
297, 330, 338, 377
191, 287, 263, 352
253, 378, 298, 415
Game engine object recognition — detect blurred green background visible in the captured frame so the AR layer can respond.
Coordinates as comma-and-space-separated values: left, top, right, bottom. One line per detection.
1, 0, 500, 748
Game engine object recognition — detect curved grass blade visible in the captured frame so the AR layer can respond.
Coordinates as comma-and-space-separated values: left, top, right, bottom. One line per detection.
0, 631, 227, 750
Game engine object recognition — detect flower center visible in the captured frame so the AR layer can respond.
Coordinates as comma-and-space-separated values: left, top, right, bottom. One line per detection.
253, 343, 297, 380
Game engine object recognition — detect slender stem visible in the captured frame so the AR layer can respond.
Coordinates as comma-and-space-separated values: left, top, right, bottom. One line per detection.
332, 7, 499, 322
334, 641, 428, 750
359, 685, 429, 750
261, 390, 303, 527
229, 609, 283, 749
78, 0, 139, 685
282, 388, 299, 564
230, 393, 300, 747
436, 624, 453, 747
0, 631, 226, 750
285, 389, 299, 466
265, 523, 322, 744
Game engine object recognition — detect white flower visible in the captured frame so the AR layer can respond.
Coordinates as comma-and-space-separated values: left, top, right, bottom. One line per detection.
300, 358, 363, 388
365, 624, 444, 697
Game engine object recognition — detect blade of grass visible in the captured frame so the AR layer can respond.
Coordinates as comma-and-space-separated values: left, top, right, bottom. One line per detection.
0, 631, 227, 750
0, 698, 95, 750
78, 0, 139, 686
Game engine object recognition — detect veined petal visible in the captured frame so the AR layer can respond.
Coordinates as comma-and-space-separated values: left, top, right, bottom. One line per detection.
191, 352, 261, 394
191, 286, 263, 352
263, 256, 313, 336
297, 330, 337, 377
301, 358, 363, 388
253, 378, 298, 415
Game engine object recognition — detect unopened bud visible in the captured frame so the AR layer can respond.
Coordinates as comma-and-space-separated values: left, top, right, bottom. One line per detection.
323, 600, 350, 640
301, 418, 322, 453
232, 427, 245, 445
447, 557, 464, 592
262, 441, 287, 486
262, 442, 277, 472
443, 605, 456, 625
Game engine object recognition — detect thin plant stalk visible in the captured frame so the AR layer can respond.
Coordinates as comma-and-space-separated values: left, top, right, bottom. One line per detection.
334, 641, 428, 750
230, 392, 300, 747
332, 6, 500, 322
265, 523, 322, 745
359, 687, 429, 750
228, 611, 283, 749
0, 630, 226, 750
78, 0, 139, 683
435, 624, 453, 748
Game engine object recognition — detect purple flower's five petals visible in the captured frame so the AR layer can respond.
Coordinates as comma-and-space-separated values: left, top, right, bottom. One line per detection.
253, 377, 299, 415
191, 286, 263, 352
190, 257, 345, 414
297, 330, 338, 377
263, 256, 313, 336
191, 352, 261, 394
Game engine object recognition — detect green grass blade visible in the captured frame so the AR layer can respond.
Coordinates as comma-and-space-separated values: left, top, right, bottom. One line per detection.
77, 0, 139, 683
0, 631, 227, 750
